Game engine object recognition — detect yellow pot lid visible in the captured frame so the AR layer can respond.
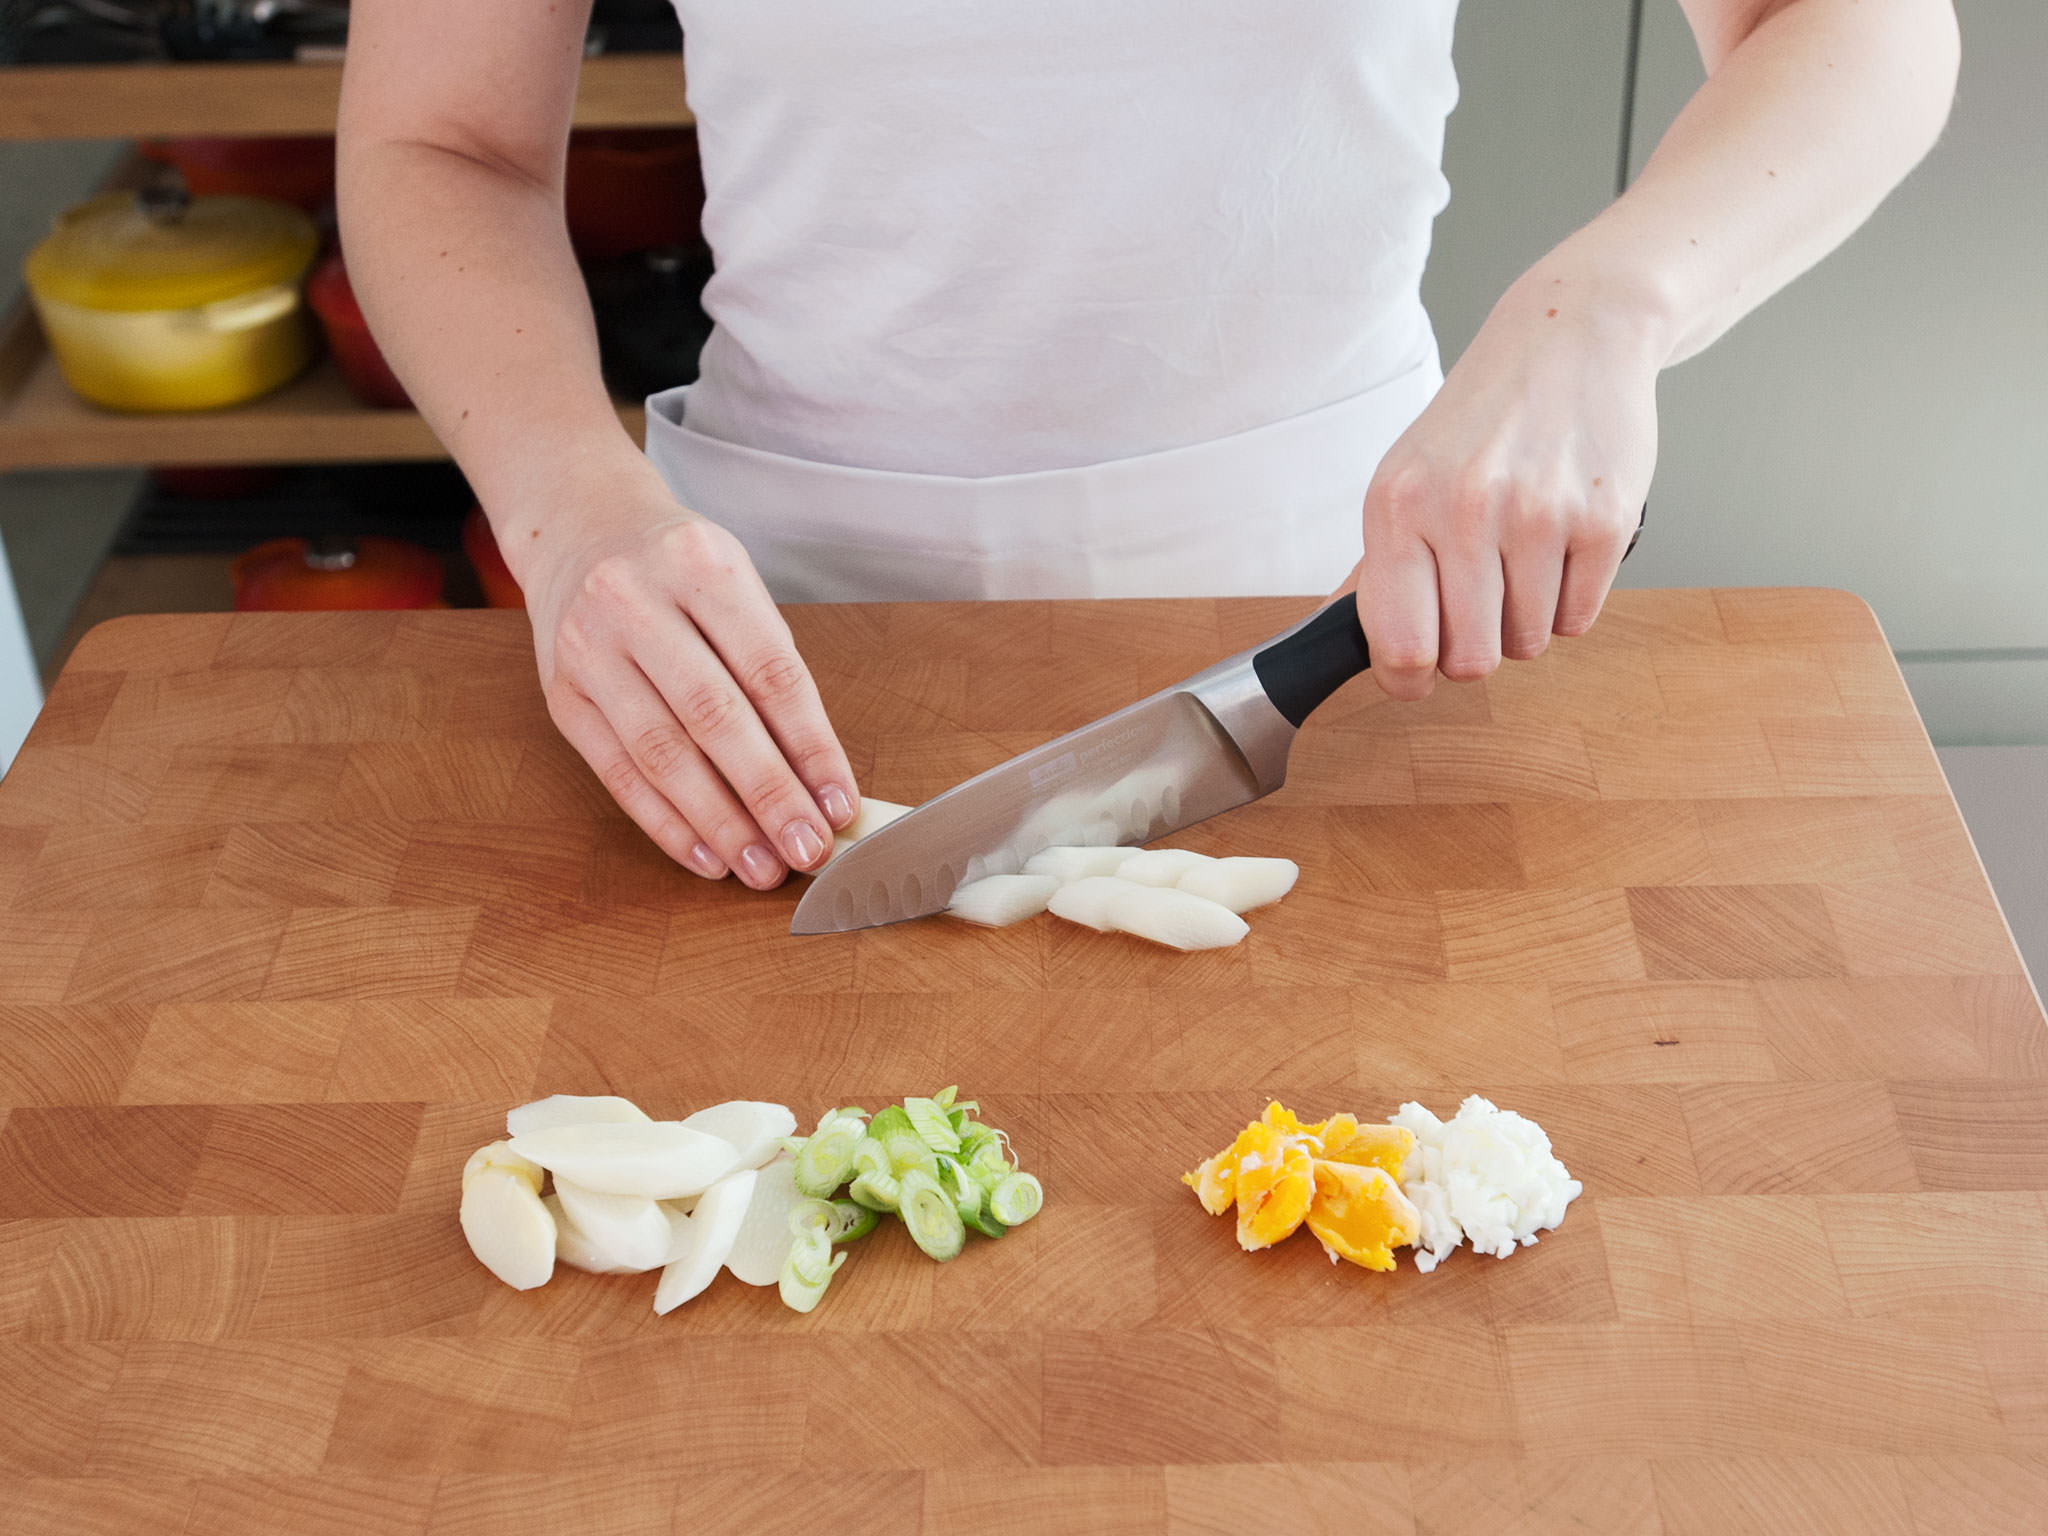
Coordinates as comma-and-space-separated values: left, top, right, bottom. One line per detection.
25, 188, 319, 313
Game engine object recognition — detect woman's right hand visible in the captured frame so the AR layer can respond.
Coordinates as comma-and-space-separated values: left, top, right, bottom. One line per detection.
514, 485, 858, 889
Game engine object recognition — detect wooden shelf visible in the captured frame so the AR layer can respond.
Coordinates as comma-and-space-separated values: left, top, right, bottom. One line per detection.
0, 53, 692, 141
0, 303, 646, 470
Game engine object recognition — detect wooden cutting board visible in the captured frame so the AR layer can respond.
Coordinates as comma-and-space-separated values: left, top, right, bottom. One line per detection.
1, 589, 2042, 1535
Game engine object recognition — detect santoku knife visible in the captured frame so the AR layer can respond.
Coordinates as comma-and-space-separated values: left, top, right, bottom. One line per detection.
792, 508, 1645, 934
790, 593, 1375, 934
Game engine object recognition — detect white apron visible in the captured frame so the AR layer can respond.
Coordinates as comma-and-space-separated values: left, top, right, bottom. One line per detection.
644, 330, 1440, 602
652, 0, 1459, 601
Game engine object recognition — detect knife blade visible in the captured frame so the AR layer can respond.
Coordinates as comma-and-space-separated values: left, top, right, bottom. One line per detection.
790, 592, 1376, 934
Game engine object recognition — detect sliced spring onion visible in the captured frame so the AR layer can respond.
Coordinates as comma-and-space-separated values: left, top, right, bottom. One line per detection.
793, 1115, 865, 1198
863, 1106, 935, 1175
932, 1154, 983, 1222
988, 1171, 1044, 1227
963, 1207, 1009, 1241
847, 1170, 901, 1212
904, 1096, 962, 1155
967, 1131, 1014, 1181
778, 1226, 846, 1313
851, 1136, 891, 1180
864, 1104, 914, 1142
897, 1169, 967, 1262
830, 1199, 879, 1244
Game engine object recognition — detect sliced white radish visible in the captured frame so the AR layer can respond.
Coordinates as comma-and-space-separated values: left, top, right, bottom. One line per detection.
1107, 883, 1249, 951
1176, 856, 1299, 914
1022, 846, 1141, 882
507, 1121, 742, 1201
654, 1166, 759, 1314
661, 1194, 699, 1219
723, 1154, 805, 1287
1047, 875, 1133, 933
827, 797, 914, 862
946, 873, 1059, 927
506, 1093, 651, 1139
461, 1139, 543, 1194
460, 1164, 557, 1290
680, 1100, 798, 1170
1016, 790, 1119, 851
544, 1192, 637, 1275
552, 1178, 673, 1273
1117, 848, 1216, 887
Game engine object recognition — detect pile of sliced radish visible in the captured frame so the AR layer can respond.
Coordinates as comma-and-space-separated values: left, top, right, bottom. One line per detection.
458, 1087, 1043, 1317
457, 1093, 797, 1314
953, 847, 1296, 950
818, 796, 1297, 952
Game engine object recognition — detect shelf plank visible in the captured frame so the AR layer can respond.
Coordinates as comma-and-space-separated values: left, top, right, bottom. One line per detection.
0, 306, 646, 470
0, 53, 692, 141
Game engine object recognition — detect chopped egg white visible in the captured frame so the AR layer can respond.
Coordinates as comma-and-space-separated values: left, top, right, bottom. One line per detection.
1389, 1096, 1582, 1273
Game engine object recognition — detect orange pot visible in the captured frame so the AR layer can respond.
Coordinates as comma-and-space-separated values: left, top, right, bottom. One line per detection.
463, 505, 525, 609
232, 536, 444, 612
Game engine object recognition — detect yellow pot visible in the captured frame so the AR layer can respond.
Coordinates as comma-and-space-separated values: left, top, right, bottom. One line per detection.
24, 187, 320, 413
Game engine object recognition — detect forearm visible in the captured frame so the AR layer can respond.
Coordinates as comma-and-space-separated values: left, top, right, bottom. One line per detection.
1527, 0, 1960, 366
336, 134, 674, 589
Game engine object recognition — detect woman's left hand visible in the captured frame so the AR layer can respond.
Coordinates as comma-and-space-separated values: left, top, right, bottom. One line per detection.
1353, 260, 1664, 701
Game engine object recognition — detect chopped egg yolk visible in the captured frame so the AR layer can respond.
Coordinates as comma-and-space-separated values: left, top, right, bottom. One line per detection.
1233, 1124, 1315, 1251
1315, 1115, 1417, 1178
1305, 1160, 1421, 1272
1183, 1100, 1422, 1269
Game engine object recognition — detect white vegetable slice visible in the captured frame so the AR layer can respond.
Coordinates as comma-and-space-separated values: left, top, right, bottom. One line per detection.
946, 874, 1059, 927
1116, 848, 1216, 887
723, 1154, 806, 1287
679, 1100, 799, 1169
1046, 875, 1132, 933
1176, 856, 1299, 914
1016, 790, 1120, 851
1107, 884, 1249, 951
552, 1178, 673, 1273
460, 1165, 557, 1290
461, 1140, 543, 1194
505, 1093, 651, 1139
507, 1121, 742, 1201
543, 1192, 637, 1275
654, 1166, 759, 1314
827, 797, 914, 862
1022, 846, 1141, 882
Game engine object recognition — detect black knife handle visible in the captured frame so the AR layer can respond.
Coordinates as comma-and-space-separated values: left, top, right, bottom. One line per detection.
1252, 591, 1371, 728
1250, 504, 1645, 730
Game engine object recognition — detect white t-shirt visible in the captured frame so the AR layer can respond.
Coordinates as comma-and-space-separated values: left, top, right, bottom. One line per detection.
669, 0, 1460, 478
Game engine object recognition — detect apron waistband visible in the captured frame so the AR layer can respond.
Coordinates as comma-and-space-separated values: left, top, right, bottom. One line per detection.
644, 331, 1442, 602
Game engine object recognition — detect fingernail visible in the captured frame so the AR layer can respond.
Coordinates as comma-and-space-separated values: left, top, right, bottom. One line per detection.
687, 843, 726, 879
819, 783, 855, 827
782, 820, 825, 868
739, 843, 781, 887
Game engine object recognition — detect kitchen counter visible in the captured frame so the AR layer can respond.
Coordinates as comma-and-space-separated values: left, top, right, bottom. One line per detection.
1, 590, 2042, 1534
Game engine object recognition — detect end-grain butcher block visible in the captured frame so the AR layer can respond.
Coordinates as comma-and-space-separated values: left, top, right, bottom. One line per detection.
0, 588, 2041, 1535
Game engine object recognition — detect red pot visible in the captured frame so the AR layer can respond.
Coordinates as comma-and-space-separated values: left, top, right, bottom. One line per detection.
463, 504, 525, 609
152, 464, 288, 500
139, 137, 336, 214
232, 536, 444, 612
305, 252, 411, 409
564, 129, 705, 263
